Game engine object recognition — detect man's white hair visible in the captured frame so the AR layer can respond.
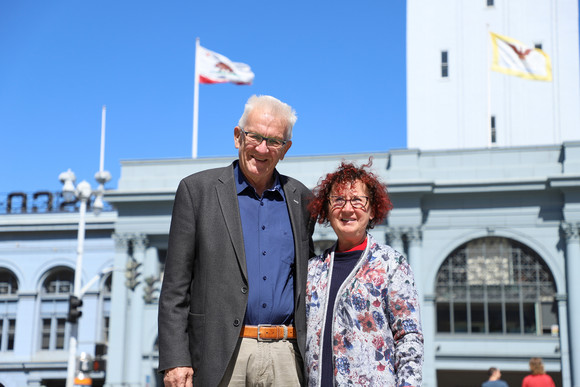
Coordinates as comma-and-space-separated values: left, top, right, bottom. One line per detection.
238, 95, 297, 139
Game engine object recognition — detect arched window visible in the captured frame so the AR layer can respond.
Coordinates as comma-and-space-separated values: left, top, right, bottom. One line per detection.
40, 267, 74, 350
0, 269, 18, 351
43, 269, 73, 295
436, 237, 558, 335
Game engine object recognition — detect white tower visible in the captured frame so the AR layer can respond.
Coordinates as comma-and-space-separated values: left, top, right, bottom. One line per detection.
407, 0, 580, 150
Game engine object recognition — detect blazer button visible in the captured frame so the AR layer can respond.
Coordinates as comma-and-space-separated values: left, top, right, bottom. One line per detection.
233, 319, 240, 327
241, 286, 248, 294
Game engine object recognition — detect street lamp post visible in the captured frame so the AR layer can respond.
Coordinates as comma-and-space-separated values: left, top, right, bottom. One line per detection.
60, 105, 112, 387
60, 168, 111, 387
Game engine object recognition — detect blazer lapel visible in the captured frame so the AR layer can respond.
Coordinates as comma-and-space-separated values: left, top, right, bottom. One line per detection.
216, 165, 248, 281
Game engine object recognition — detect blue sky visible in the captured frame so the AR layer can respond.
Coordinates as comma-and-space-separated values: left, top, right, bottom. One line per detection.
0, 1, 407, 193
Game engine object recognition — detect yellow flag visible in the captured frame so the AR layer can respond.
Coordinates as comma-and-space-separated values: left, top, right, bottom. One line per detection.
490, 32, 552, 81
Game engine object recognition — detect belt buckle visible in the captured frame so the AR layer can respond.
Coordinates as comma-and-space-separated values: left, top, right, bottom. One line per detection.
257, 324, 274, 342
257, 324, 288, 342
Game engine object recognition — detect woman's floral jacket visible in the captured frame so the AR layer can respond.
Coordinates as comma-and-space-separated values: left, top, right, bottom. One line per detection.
305, 234, 423, 386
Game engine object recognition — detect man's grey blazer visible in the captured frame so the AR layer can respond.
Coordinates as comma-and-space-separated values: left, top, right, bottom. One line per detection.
158, 162, 315, 386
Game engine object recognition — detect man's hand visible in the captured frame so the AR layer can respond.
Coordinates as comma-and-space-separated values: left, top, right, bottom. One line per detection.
164, 366, 194, 387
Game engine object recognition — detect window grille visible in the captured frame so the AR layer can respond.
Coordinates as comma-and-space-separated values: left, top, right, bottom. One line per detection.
40, 268, 73, 350
43, 269, 74, 294
436, 237, 558, 335
0, 270, 18, 351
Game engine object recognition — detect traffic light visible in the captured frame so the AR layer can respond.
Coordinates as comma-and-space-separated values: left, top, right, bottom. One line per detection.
93, 342, 107, 372
142, 275, 159, 304
67, 295, 83, 323
125, 259, 142, 290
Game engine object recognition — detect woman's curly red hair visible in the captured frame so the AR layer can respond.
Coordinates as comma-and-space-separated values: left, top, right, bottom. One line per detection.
308, 159, 393, 229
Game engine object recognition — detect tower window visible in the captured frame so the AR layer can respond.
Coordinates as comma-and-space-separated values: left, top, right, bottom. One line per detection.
441, 51, 449, 78
491, 115, 497, 144
487, 0, 494, 6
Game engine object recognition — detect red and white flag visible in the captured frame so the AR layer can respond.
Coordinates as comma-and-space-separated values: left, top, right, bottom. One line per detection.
197, 45, 254, 85
489, 32, 552, 81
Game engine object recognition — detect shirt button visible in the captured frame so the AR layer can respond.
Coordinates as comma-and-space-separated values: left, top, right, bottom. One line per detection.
263, 276, 267, 281
262, 303, 267, 308
262, 251, 266, 256
233, 319, 241, 327
241, 286, 248, 294
261, 225, 265, 230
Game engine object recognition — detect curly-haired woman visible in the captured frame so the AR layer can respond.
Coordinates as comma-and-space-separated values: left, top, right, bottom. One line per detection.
522, 358, 555, 387
305, 160, 423, 386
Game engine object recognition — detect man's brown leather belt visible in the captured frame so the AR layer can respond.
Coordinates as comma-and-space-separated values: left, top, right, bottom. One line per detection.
240, 324, 296, 341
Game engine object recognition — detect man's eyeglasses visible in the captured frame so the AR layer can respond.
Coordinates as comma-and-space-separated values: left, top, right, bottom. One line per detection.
241, 129, 288, 149
329, 195, 369, 209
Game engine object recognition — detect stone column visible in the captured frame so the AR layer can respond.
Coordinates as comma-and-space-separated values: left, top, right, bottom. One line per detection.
562, 222, 580, 386
556, 294, 572, 387
422, 294, 437, 387
104, 233, 132, 387
142, 246, 161, 383
14, 293, 36, 357
406, 227, 422, 269
126, 233, 149, 386
406, 227, 424, 305
386, 227, 405, 256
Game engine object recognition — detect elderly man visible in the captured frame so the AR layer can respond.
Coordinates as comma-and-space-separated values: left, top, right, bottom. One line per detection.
158, 95, 314, 386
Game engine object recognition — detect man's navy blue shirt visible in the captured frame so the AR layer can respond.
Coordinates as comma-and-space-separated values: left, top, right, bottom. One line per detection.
234, 162, 296, 325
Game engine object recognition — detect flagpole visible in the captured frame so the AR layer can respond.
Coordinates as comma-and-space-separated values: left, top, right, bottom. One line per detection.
486, 25, 492, 148
100, 105, 106, 172
192, 37, 200, 158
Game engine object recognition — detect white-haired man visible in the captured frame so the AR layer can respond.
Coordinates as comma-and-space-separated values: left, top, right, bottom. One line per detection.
158, 95, 314, 386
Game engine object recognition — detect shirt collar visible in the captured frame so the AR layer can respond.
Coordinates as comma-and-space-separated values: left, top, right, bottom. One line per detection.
234, 161, 284, 198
